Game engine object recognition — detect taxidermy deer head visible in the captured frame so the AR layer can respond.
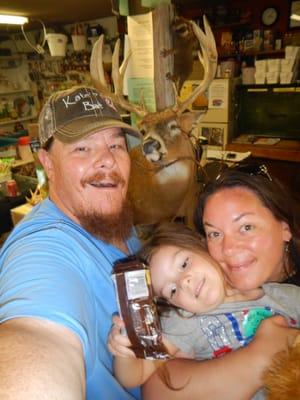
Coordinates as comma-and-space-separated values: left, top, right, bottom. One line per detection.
161, 16, 199, 95
90, 16, 217, 227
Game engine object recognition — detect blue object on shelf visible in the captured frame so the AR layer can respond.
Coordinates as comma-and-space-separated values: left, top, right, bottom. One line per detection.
0, 131, 29, 148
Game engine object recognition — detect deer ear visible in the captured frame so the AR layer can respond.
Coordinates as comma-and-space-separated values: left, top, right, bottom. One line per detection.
178, 110, 207, 133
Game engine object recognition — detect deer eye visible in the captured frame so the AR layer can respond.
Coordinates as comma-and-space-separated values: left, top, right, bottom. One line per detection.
140, 128, 147, 136
167, 121, 181, 137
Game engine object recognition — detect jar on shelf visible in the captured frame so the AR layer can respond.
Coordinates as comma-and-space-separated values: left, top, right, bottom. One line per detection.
17, 136, 34, 162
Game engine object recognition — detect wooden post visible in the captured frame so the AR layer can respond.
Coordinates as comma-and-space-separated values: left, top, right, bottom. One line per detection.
128, 1, 175, 111
152, 4, 175, 110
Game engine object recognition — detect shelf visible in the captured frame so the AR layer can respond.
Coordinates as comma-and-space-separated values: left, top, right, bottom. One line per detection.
0, 56, 24, 69
0, 115, 37, 127
0, 89, 31, 96
218, 49, 285, 59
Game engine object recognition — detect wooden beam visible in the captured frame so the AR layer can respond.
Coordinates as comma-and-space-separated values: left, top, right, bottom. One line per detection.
152, 4, 175, 110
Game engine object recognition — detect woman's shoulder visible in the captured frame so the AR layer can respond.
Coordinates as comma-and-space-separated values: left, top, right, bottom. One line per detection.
263, 282, 300, 300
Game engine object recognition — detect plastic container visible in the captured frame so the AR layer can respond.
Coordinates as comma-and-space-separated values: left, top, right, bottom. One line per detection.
72, 35, 87, 51
17, 136, 34, 162
46, 33, 68, 57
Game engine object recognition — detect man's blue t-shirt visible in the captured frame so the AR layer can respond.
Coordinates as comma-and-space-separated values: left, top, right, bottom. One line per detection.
0, 198, 141, 400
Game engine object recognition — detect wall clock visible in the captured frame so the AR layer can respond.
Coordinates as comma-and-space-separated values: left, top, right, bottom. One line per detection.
261, 7, 279, 26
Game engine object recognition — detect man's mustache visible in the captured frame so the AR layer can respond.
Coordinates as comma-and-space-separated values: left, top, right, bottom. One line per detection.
83, 171, 126, 186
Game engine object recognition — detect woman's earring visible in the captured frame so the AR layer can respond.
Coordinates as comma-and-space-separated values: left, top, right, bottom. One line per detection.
285, 241, 290, 253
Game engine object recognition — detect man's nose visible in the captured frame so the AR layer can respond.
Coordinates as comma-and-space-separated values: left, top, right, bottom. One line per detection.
94, 147, 115, 169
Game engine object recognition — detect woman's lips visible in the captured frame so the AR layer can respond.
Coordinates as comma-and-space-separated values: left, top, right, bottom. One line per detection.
228, 260, 253, 272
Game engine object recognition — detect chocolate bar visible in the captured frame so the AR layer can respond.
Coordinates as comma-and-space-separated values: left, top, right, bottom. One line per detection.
112, 256, 170, 360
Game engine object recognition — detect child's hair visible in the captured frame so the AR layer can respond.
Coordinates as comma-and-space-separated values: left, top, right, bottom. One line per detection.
138, 222, 207, 266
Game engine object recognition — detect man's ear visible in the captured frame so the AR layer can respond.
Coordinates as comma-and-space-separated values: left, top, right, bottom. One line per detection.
282, 221, 292, 242
38, 148, 53, 180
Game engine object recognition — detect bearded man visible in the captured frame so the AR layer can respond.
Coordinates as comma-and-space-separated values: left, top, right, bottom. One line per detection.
0, 86, 142, 400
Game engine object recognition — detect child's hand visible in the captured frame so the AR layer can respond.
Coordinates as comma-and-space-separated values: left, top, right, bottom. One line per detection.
107, 315, 136, 358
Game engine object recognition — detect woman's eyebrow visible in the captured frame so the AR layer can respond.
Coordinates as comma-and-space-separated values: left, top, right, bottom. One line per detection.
204, 212, 255, 228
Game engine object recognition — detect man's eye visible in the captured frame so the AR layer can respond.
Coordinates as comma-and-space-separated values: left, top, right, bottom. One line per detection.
110, 143, 126, 150
181, 258, 188, 269
75, 146, 88, 152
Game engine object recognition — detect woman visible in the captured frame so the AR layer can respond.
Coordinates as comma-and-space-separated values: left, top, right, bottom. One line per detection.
142, 164, 300, 400
194, 164, 300, 287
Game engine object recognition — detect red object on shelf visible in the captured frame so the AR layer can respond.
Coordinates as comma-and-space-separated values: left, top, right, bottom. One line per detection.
6, 179, 20, 197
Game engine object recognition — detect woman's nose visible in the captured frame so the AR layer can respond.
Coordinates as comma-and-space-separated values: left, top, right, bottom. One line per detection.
222, 235, 240, 256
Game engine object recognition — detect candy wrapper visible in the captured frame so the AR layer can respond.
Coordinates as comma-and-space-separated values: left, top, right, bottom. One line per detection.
112, 256, 170, 360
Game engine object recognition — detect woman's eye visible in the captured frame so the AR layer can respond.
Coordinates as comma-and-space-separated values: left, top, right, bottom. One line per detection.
241, 224, 254, 233
206, 231, 220, 240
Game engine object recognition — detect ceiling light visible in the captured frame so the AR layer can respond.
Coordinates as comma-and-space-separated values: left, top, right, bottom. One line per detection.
0, 14, 28, 25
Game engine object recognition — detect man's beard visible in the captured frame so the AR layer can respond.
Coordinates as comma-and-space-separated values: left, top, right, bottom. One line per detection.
76, 198, 133, 244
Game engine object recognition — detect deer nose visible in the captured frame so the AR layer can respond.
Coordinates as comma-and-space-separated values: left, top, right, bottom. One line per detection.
143, 139, 161, 155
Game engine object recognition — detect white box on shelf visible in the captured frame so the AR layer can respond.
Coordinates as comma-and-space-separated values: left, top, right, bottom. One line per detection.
266, 71, 279, 84
255, 71, 266, 84
267, 59, 281, 72
285, 46, 300, 59
281, 58, 297, 69
280, 71, 296, 84
255, 59, 267, 72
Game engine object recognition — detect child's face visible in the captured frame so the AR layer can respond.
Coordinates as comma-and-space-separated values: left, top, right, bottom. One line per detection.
150, 245, 226, 313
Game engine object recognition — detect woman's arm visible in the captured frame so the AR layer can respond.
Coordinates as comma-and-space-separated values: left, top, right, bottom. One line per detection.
0, 317, 85, 400
142, 316, 300, 400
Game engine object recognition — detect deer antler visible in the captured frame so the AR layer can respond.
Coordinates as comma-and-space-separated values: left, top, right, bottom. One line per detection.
90, 35, 147, 117
90, 16, 217, 125
175, 16, 218, 114
90, 35, 110, 92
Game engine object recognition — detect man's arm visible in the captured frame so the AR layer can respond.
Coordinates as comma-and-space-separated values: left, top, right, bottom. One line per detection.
142, 316, 300, 400
0, 317, 85, 400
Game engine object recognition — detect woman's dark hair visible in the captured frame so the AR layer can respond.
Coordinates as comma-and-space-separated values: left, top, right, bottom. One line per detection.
194, 167, 300, 285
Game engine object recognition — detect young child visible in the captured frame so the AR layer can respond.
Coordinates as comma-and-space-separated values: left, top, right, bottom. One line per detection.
108, 222, 300, 396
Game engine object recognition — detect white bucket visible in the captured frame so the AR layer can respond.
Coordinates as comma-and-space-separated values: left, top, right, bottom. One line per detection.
72, 35, 87, 51
46, 33, 68, 57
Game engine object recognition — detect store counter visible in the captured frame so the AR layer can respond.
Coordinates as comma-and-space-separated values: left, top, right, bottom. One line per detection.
226, 139, 300, 162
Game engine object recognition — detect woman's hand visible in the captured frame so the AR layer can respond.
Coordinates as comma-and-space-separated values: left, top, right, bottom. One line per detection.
107, 315, 136, 358
249, 315, 300, 378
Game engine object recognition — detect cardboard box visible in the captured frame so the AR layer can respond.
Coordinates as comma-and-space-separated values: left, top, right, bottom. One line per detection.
10, 203, 33, 226
27, 123, 39, 140
255, 59, 267, 72
267, 59, 281, 72
255, 71, 266, 84
285, 46, 300, 59
266, 71, 279, 84
280, 71, 296, 84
